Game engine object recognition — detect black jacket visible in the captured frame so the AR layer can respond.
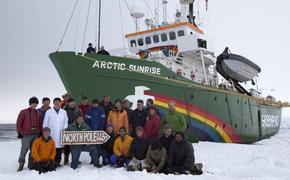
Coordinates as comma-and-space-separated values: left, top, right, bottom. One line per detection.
87, 47, 96, 53
129, 137, 150, 160
65, 107, 82, 125
101, 132, 115, 154
167, 140, 195, 170
160, 134, 174, 155
100, 101, 113, 119
130, 108, 147, 136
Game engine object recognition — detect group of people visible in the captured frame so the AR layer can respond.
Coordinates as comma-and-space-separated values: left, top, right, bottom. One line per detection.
16, 94, 203, 175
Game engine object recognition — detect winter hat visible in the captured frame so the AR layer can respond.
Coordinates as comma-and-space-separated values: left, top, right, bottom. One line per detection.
29, 97, 39, 105
92, 98, 100, 104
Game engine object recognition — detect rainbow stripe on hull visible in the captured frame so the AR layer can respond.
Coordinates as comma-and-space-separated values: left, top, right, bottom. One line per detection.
145, 90, 241, 143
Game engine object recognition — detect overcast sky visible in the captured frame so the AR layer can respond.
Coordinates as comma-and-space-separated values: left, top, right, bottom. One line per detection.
1, 0, 290, 123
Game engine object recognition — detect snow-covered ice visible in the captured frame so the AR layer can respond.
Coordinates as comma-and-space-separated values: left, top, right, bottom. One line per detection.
0, 115, 289, 180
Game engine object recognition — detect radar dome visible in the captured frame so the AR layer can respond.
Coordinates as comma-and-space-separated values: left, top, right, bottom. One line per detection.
130, 2, 145, 19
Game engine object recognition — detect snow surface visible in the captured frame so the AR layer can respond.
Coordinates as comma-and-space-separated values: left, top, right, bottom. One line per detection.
0, 117, 290, 180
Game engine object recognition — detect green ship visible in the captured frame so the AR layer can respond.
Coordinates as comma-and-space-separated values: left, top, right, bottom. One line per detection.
49, 0, 283, 143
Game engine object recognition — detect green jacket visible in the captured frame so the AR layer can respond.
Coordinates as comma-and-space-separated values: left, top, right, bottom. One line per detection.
66, 121, 91, 131
161, 111, 187, 134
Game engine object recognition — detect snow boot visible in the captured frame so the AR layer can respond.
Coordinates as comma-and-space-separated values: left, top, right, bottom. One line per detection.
127, 165, 135, 172
17, 162, 24, 172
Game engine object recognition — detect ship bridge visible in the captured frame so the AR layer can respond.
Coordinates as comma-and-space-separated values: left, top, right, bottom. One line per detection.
125, 22, 206, 59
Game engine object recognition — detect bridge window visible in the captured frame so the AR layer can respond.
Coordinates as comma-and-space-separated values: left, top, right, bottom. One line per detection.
145, 36, 151, 44
178, 30, 185, 37
153, 35, 159, 43
197, 39, 207, 49
169, 31, 176, 40
138, 38, 144, 46
161, 33, 168, 42
130, 40, 137, 47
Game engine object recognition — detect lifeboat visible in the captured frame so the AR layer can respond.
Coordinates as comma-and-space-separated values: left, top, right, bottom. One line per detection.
216, 47, 261, 82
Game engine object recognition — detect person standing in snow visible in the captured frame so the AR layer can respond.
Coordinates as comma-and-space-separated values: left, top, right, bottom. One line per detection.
107, 99, 129, 135
144, 107, 161, 140
122, 99, 133, 126
43, 97, 68, 168
127, 126, 150, 171
37, 97, 51, 124
63, 98, 83, 165
16, 97, 42, 171
31, 127, 56, 174
161, 101, 187, 134
110, 127, 133, 167
145, 99, 162, 118
85, 98, 106, 165
130, 99, 147, 137
79, 96, 90, 115
100, 95, 114, 129
167, 131, 203, 175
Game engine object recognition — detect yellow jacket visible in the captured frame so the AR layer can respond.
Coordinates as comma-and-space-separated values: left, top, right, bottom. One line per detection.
113, 135, 133, 157
32, 137, 56, 162
107, 109, 129, 135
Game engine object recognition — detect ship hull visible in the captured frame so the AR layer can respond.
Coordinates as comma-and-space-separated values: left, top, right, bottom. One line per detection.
49, 52, 281, 143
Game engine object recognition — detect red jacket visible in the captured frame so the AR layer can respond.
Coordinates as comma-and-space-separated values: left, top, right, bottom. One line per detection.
144, 114, 161, 139
16, 108, 42, 135
79, 104, 90, 115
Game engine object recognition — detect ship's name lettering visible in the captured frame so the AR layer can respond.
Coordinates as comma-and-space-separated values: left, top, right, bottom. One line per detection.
92, 61, 161, 75
261, 114, 280, 129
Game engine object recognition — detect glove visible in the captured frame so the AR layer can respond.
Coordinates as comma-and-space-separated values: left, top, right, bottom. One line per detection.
17, 132, 23, 139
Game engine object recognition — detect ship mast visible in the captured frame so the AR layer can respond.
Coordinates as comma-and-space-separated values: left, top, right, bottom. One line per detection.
97, 0, 101, 51
162, 0, 168, 25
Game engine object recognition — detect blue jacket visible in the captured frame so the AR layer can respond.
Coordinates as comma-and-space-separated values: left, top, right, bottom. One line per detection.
85, 106, 106, 130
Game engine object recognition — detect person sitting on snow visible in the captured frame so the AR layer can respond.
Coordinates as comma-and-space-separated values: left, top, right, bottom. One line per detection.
66, 115, 101, 169
110, 127, 133, 167
145, 139, 167, 173
167, 131, 203, 175
127, 126, 150, 171
31, 127, 56, 174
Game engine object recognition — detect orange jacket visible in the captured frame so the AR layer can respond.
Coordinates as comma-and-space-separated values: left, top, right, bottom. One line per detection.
113, 135, 133, 157
107, 109, 129, 135
32, 137, 56, 162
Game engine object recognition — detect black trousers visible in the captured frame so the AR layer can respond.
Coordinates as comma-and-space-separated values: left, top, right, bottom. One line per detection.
32, 161, 55, 174
55, 148, 63, 167
64, 145, 71, 157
